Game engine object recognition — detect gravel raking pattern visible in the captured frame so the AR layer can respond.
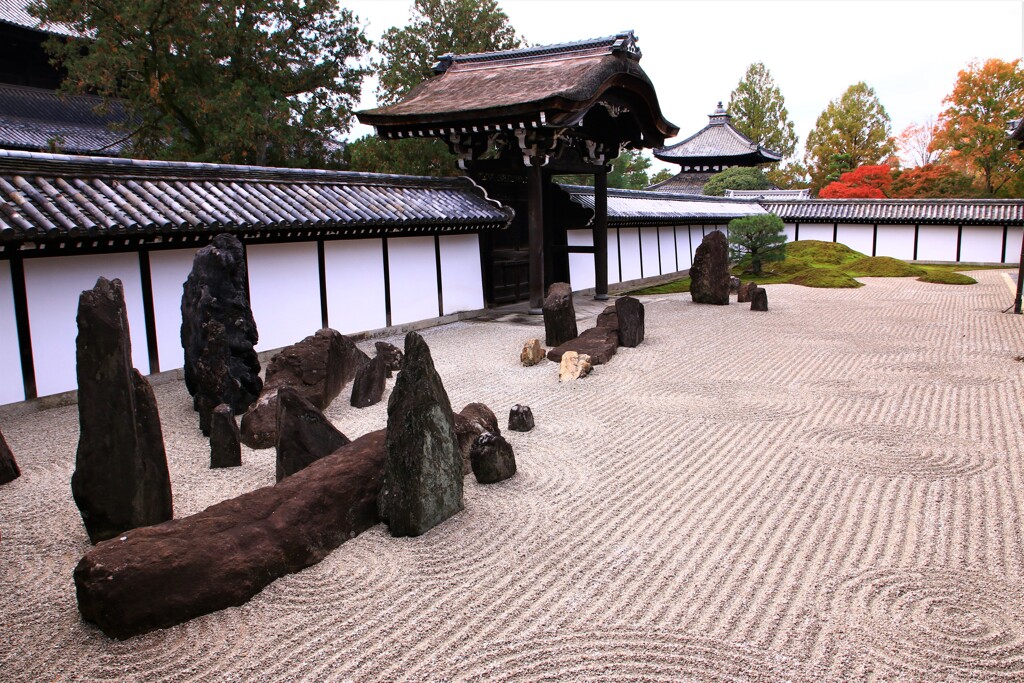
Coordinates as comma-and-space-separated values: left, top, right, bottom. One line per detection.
2, 271, 1024, 681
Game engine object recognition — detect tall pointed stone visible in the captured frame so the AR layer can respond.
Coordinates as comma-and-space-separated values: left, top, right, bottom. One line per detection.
0, 428, 20, 486
72, 277, 172, 544
542, 282, 578, 347
275, 387, 350, 482
690, 230, 731, 305
378, 332, 463, 537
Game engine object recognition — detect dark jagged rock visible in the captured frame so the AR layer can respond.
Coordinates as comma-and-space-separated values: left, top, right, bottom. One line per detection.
596, 305, 619, 330
751, 286, 769, 312
542, 282, 578, 347
690, 230, 731, 305
737, 281, 757, 303
181, 233, 262, 433
546, 325, 619, 365
470, 433, 517, 484
615, 296, 645, 347
276, 387, 350, 482
240, 329, 367, 449
72, 277, 172, 544
508, 404, 535, 432
454, 403, 500, 475
0, 428, 20, 485
350, 354, 386, 408
209, 404, 241, 469
378, 332, 462, 537
374, 342, 403, 378
74, 429, 386, 640
729, 276, 742, 293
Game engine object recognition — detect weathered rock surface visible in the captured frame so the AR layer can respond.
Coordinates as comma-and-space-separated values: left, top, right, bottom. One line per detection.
350, 355, 387, 408
378, 332, 463, 537
751, 286, 769, 312
690, 230, 731, 305
729, 276, 742, 293
520, 339, 546, 366
470, 433, 517, 484
615, 296, 645, 347
74, 429, 386, 640
547, 326, 619, 365
72, 277, 172, 544
559, 351, 593, 381
240, 329, 366, 449
209, 404, 241, 469
596, 305, 619, 330
454, 403, 501, 475
542, 282, 578, 347
0, 428, 20, 486
508, 404, 535, 432
375, 342, 403, 378
181, 233, 262, 433
737, 281, 757, 303
276, 387, 350, 482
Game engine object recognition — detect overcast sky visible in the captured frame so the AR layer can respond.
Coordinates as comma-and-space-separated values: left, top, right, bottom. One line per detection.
343, 0, 1024, 171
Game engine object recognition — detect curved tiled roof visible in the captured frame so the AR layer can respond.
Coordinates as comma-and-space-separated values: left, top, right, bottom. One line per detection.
654, 103, 782, 167
0, 84, 129, 155
0, 0, 77, 36
0, 150, 514, 247
762, 199, 1024, 225
564, 185, 766, 225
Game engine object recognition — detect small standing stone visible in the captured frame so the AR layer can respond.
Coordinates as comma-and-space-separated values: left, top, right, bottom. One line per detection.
209, 404, 241, 468
520, 339, 546, 366
350, 355, 387, 408
542, 282, 578, 347
0, 428, 20, 485
470, 433, 517, 484
737, 281, 757, 303
375, 342, 404, 378
276, 387, 350, 482
615, 296, 645, 347
559, 351, 592, 381
508, 405, 535, 432
690, 230, 731, 305
751, 287, 769, 312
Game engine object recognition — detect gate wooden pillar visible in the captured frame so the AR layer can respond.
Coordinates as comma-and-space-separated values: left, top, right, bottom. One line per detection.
528, 162, 545, 312
594, 168, 609, 300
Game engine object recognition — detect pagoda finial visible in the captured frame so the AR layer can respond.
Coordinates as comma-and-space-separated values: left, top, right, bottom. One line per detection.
709, 102, 730, 125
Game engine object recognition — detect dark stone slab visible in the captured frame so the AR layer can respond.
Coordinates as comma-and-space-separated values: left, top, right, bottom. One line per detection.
276, 387, 350, 482
0, 428, 20, 486
209, 404, 241, 469
737, 281, 757, 303
378, 332, 462, 537
542, 282, 578, 347
508, 404, 535, 432
690, 230, 731, 305
374, 342, 403, 378
546, 325, 619, 365
74, 429, 386, 640
751, 286, 769, 312
350, 355, 387, 408
596, 305, 619, 330
470, 433, 516, 484
72, 277, 172, 544
615, 296, 645, 347
181, 233, 262, 433
454, 403, 500, 475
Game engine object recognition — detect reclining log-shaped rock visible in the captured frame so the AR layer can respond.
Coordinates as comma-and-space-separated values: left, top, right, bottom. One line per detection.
546, 325, 619, 365
74, 429, 386, 640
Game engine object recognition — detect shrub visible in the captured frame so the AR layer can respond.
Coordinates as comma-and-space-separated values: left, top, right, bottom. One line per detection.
728, 213, 787, 275
703, 167, 773, 196
917, 271, 977, 285
844, 256, 927, 277
788, 268, 863, 288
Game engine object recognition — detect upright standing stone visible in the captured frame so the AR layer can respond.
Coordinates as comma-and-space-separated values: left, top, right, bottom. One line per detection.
751, 286, 769, 312
209, 404, 241, 468
690, 230, 731, 305
542, 282, 578, 347
378, 332, 463, 537
350, 355, 387, 408
275, 387, 350, 482
508, 404, 535, 432
181, 233, 262, 433
614, 296, 645, 347
0, 428, 20, 485
73, 277, 172, 544
374, 342, 404, 378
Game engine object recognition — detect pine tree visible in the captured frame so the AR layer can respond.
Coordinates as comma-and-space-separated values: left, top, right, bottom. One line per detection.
728, 214, 787, 276
728, 62, 798, 158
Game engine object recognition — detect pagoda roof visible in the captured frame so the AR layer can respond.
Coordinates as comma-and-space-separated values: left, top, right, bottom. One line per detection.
654, 103, 782, 167
358, 31, 677, 146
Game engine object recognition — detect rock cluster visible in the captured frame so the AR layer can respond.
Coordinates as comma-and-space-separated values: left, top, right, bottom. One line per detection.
547, 326, 618, 365
454, 403, 501, 475
470, 433, 516, 484
209, 405, 241, 468
690, 230, 731, 305
275, 387, 350, 482
508, 404, 535, 432
72, 277, 172, 544
350, 355, 387, 408
559, 351, 592, 381
0, 428, 20, 486
542, 282, 578, 347
520, 339, 546, 366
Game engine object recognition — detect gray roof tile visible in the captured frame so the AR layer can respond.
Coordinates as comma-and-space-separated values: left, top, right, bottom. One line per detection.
763, 199, 1024, 225
0, 84, 129, 154
564, 185, 766, 225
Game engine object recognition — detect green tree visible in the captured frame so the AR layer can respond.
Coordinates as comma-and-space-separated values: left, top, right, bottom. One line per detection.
804, 82, 895, 193
648, 168, 675, 186
728, 214, 787, 276
31, 0, 369, 166
728, 62, 798, 158
345, 136, 458, 176
702, 166, 773, 196
555, 150, 659, 190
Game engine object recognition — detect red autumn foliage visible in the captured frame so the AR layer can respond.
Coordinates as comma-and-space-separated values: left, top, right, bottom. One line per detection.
819, 165, 893, 198
890, 163, 981, 198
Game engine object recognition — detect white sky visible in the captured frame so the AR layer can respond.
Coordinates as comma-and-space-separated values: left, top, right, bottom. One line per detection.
343, 0, 1024, 171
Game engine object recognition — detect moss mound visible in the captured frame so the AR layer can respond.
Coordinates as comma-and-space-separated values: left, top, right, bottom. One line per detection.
786, 240, 865, 265
845, 256, 927, 277
788, 268, 863, 288
918, 271, 977, 285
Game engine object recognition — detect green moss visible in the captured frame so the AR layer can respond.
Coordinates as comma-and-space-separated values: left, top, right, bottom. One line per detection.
917, 271, 977, 285
785, 240, 865, 265
788, 268, 863, 288
845, 256, 927, 277
631, 278, 691, 295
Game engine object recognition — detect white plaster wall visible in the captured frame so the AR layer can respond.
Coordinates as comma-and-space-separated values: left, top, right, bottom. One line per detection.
959, 226, 1004, 263
607, 229, 621, 284
676, 226, 693, 270
874, 225, 916, 260
0, 261, 24, 404
148, 249, 196, 372
567, 229, 596, 291
438, 234, 483, 315
619, 227, 642, 282
1005, 227, 1024, 263
24, 252, 148, 397
797, 224, 834, 242
916, 225, 958, 262
324, 239, 386, 335
783, 223, 797, 242
688, 226, 704, 261
835, 224, 874, 256
640, 227, 661, 278
388, 236, 439, 325
247, 242, 321, 353
659, 226, 677, 273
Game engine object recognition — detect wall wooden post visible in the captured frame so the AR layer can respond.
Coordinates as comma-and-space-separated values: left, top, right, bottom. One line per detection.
594, 168, 609, 300
528, 162, 545, 312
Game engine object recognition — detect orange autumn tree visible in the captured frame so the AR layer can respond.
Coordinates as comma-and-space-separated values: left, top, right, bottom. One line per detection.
890, 163, 981, 198
931, 58, 1024, 196
819, 164, 893, 198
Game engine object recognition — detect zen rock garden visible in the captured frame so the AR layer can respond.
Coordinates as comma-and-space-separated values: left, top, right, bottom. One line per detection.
691, 230, 769, 311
